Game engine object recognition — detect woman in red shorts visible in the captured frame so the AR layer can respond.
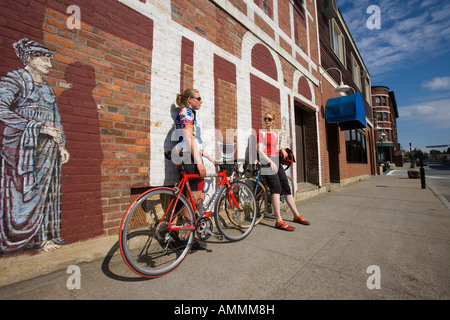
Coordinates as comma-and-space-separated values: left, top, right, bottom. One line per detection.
257, 112, 310, 231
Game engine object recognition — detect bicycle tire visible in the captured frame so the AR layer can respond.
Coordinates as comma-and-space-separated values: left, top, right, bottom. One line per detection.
239, 177, 268, 225
214, 181, 257, 241
286, 175, 295, 195
119, 187, 195, 278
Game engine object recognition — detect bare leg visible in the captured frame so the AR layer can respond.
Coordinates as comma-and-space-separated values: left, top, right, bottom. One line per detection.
271, 193, 282, 223
272, 193, 296, 231
285, 194, 300, 216
174, 190, 204, 243
285, 194, 310, 225
191, 190, 204, 208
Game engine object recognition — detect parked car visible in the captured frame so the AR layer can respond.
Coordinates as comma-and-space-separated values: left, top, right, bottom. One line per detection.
416, 159, 427, 166
377, 161, 390, 171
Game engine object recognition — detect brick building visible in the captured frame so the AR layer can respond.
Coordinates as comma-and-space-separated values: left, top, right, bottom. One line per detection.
0, 0, 322, 256
317, 0, 376, 184
0, 0, 376, 263
371, 85, 402, 167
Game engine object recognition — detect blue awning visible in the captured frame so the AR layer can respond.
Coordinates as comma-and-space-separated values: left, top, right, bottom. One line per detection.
325, 93, 367, 130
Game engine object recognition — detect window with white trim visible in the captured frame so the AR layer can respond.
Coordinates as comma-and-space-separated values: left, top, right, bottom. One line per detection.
293, 0, 305, 13
364, 80, 371, 103
351, 54, 361, 90
330, 19, 346, 66
262, 0, 267, 13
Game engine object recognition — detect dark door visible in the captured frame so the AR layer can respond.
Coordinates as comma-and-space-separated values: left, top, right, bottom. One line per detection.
295, 107, 306, 183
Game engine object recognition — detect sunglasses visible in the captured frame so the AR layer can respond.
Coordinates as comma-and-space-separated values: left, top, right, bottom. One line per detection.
263, 117, 273, 121
191, 96, 202, 101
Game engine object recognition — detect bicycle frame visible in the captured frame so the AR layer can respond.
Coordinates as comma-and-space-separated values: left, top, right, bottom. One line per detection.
251, 163, 288, 203
164, 167, 243, 234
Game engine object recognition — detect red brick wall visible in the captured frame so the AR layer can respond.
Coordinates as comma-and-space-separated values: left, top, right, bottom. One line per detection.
298, 76, 312, 100
181, 36, 194, 91
172, 0, 246, 58
0, 0, 153, 248
250, 74, 281, 132
278, 0, 291, 37
229, 0, 247, 15
254, 12, 275, 40
214, 54, 237, 157
252, 43, 278, 81
293, 2, 307, 53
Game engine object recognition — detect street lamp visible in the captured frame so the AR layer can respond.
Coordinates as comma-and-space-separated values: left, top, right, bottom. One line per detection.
378, 131, 386, 161
409, 142, 414, 168
320, 67, 355, 94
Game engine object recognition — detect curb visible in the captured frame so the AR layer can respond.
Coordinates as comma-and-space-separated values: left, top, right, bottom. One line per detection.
427, 183, 450, 211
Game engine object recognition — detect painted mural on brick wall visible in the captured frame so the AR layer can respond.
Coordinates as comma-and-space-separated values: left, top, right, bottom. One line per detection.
0, 38, 70, 253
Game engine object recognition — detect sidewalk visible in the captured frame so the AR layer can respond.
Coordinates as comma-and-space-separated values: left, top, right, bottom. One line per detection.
1, 174, 449, 300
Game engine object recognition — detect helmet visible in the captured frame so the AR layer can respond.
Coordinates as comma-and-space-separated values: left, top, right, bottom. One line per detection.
280, 148, 295, 167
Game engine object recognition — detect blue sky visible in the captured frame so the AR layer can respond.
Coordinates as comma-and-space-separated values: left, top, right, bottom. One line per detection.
337, 0, 450, 153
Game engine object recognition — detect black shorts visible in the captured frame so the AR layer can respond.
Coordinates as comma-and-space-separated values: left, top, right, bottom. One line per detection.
262, 157, 291, 195
182, 161, 204, 192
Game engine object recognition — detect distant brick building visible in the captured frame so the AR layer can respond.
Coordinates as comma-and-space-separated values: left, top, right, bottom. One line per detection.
371, 85, 402, 166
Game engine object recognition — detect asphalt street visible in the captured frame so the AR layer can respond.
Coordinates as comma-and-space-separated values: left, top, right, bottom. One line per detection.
388, 163, 450, 204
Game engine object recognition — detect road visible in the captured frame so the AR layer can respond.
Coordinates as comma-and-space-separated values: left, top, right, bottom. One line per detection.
387, 163, 450, 203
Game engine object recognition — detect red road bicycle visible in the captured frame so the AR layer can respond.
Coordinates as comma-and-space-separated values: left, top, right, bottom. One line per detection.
119, 162, 257, 278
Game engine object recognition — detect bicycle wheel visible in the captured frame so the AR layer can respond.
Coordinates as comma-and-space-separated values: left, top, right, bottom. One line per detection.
286, 175, 295, 194
214, 181, 257, 241
239, 177, 268, 225
280, 175, 295, 203
119, 187, 195, 278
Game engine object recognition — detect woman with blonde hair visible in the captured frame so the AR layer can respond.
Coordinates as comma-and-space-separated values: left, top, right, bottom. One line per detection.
257, 112, 310, 231
174, 88, 216, 247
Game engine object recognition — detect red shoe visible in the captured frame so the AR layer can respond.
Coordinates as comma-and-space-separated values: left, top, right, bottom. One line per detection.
293, 215, 310, 225
275, 221, 295, 231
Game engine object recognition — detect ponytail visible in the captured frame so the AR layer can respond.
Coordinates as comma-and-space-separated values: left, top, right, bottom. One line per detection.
176, 88, 198, 108
176, 93, 183, 107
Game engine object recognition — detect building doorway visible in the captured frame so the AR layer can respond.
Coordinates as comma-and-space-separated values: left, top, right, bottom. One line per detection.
294, 107, 307, 183
327, 123, 340, 182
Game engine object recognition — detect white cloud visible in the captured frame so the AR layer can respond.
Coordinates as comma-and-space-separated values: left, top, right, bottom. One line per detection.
421, 77, 450, 91
412, 105, 438, 117
399, 98, 450, 128
338, 0, 450, 80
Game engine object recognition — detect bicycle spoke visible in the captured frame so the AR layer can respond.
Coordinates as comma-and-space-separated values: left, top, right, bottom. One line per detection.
240, 177, 268, 224
120, 188, 194, 278
214, 181, 257, 241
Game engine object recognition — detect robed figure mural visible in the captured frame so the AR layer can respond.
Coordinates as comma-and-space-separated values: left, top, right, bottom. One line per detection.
0, 38, 70, 253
